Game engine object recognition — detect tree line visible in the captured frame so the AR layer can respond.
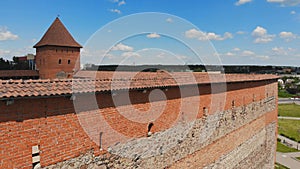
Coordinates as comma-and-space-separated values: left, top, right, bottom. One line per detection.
0, 57, 32, 70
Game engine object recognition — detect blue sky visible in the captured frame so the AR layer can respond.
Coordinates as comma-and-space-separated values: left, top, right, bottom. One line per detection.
1, 0, 300, 66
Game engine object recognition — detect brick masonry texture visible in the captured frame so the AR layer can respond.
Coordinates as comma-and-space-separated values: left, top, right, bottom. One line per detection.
42, 96, 277, 169
35, 46, 80, 79
0, 79, 278, 169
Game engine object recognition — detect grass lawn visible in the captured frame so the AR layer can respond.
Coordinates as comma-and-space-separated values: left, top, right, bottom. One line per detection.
275, 162, 289, 169
278, 90, 296, 98
277, 141, 299, 153
278, 104, 300, 118
278, 119, 300, 142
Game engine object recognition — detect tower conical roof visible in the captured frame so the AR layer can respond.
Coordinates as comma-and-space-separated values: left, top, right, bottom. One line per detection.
34, 17, 82, 48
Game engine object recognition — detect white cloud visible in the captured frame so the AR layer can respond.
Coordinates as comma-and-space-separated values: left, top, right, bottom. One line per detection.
252, 26, 267, 36
279, 31, 297, 41
138, 48, 151, 52
235, 0, 252, 6
112, 43, 133, 51
236, 31, 247, 35
223, 32, 234, 39
224, 52, 236, 56
241, 49, 270, 60
251, 26, 275, 43
176, 55, 188, 59
118, 0, 126, 6
185, 29, 204, 38
121, 51, 140, 58
111, 0, 126, 6
0, 45, 35, 60
104, 53, 115, 59
242, 50, 255, 56
291, 10, 296, 14
146, 33, 161, 39
0, 27, 18, 41
271, 46, 295, 55
267, 0, 286, 2
266, 0, 300, 6
166, 18, 173, 23
272, 47, 286, 55
156, 52, 167, 58
81, 48, 108, 58
233, 47, 241, 51
110, 9, 121, 14
0, 49, 10, 55
255, 55, 270, 60
185, 29, 233, 41
254, 36, 274, 43
222, 48, 270, 61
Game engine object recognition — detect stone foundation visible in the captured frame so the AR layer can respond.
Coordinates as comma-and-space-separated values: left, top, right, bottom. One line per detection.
43, 96, 276, 169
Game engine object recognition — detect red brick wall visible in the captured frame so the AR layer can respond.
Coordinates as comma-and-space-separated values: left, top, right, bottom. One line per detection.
35, 46, 80, 79
0, 80, 277, 168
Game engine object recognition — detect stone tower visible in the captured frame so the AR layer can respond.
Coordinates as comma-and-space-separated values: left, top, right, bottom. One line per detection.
34, 17, 82, 79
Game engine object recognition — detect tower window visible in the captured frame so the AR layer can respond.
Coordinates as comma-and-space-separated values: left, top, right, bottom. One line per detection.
68, 60, 71, 64
58, 59, 62, 64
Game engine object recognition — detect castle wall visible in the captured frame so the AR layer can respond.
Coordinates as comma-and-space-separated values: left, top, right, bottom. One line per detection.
0, 79, 277, 169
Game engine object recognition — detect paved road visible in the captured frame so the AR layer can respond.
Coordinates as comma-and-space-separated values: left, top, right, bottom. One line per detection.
277, 133, 300, 168
278, 116, 300, 120
276, 152, 300, 169
278, 98, 300, 105
277, 99, 300, 168
278, 135, 300, 150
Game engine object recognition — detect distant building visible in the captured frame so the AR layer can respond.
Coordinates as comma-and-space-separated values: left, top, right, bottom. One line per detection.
283, 68, 292, 74
14, 54, 36, 70
26, 54, 35, 70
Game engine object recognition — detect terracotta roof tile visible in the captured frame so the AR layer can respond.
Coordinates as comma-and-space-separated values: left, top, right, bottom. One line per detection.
0, 71, 278, 99
34, 17, 82, 48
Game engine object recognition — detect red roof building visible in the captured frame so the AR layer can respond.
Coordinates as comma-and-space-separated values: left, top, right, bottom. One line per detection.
34, 17, 82, 48
34, 17, 82, 79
